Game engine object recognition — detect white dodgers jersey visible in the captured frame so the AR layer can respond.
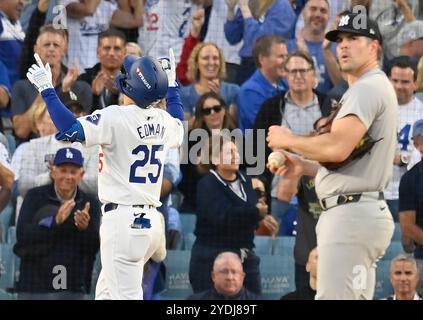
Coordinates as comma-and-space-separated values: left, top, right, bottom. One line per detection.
385, 97, 423, 199
138, 0, 199, 64
79, 105, 184, 206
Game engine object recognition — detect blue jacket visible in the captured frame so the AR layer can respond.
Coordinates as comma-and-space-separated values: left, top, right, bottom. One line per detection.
237, 70, 279, 133
14, 183, 101, 293
224, 0, 295, 58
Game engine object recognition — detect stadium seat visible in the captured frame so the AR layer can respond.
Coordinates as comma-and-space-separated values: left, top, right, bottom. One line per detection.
0, 203, 13, 243
260, 254, 295, 300
161, 250, 193, 300
180, 213, 196, 235
253, 236, 273, 255
374, 260, 393, 300
90, 253, 102, 296
0, 289, 16, 300
272, 236, 295, 256
5, 226, 19, 283
7, 226, 16, 245
381, 241, 404, 261
0, 244, 15, 290
5, 134, 16, 155
392, 223, 401, 242
183, 232, 196, 251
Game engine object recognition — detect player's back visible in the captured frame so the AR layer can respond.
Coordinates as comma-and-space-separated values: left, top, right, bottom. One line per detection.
79, 104, 183, 206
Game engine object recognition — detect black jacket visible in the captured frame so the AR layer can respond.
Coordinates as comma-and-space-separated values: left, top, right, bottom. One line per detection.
280, 286, 316, 300
78, 63, 121, 112
14, 183, 101, 293
195, 170, 260, 249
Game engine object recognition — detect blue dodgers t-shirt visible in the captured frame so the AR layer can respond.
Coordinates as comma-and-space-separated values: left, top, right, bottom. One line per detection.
0, 12, 24, 86
180, 81, 240, 116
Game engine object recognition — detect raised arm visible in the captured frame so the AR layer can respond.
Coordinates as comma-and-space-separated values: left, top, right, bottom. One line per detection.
162, 49, 184, 122
112, 0, 144, 29
65, 0, 101, 18
26, 53, 86, 143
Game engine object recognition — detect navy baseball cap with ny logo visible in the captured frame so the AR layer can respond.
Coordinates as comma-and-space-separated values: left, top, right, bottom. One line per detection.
325, 11, 382, 44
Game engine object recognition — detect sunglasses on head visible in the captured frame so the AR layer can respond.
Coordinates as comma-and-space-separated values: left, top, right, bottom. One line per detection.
202, 104, 223, 115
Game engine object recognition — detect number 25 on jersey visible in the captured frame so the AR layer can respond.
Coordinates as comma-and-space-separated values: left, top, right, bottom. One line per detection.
129, 144, 163, 184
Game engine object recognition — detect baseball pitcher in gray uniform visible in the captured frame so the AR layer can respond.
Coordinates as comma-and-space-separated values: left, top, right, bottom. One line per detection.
266, 11, 397, 300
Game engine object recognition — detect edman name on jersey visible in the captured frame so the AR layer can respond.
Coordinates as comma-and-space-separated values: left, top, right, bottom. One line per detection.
137, 122, 166, 140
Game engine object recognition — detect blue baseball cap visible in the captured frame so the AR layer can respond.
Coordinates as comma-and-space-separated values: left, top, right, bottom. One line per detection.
412, 119, 423, 139
53, 147, 84, 167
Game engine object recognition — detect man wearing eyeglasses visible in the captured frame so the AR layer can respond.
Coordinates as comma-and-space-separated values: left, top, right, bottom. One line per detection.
254, 50, 330, 292
267, 12, 397, 300
187, 251, 262, 300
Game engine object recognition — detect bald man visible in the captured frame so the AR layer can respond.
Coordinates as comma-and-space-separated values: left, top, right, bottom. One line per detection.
187, 252, 262, 300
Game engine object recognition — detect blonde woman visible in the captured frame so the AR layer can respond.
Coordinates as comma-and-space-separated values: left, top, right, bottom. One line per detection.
179, 92, 236, 212
181, 42, 240, 126
31, 102, 57, 138
224, 0, 296, 84
11, 99, 57, 187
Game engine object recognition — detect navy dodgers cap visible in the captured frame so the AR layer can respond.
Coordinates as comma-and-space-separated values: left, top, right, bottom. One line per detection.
53, 147, 84, 167
325, 12, 382, 44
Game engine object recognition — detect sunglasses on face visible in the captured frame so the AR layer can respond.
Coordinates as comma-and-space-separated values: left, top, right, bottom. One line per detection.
202, 104, 223, 115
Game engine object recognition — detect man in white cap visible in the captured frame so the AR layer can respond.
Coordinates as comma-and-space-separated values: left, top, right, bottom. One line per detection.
398, 20, 423, 58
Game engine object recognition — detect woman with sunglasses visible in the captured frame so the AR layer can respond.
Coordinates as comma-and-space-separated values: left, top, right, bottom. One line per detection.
189, 133, 267, 295
179, 91, 236, 213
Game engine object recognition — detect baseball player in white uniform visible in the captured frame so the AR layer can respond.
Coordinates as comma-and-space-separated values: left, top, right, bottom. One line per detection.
138, 0, 203, 64
26, 49, 184, 300
267, 12, 397, 299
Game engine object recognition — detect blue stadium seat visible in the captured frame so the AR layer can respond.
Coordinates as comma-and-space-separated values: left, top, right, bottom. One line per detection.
183, 233, 196, 251
5, 134, 16, 155
7, 226, 20, 283
381, 241, 404, 261
374, 260, 393, 299
0, 244, 15, 290
272, 236, 295, 256
0, 289, 16, 300
180, 213, 196, 235
260, 254, 295, 300
392, 223, 401, 242
161, 250, 193, 300
0, 203, 13, 243
253, 236, 273, 255
90, 253, 102, 296
7, 226, 16, 245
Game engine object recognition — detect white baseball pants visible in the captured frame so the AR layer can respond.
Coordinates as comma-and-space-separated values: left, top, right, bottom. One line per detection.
95, 205, 162, 300
315, 198, 394, 300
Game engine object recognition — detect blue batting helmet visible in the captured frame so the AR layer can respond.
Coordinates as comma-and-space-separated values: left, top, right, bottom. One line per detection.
115, 55, 168, 108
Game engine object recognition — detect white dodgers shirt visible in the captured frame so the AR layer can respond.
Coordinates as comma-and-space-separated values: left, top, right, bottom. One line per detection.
79, 105, 184, 206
